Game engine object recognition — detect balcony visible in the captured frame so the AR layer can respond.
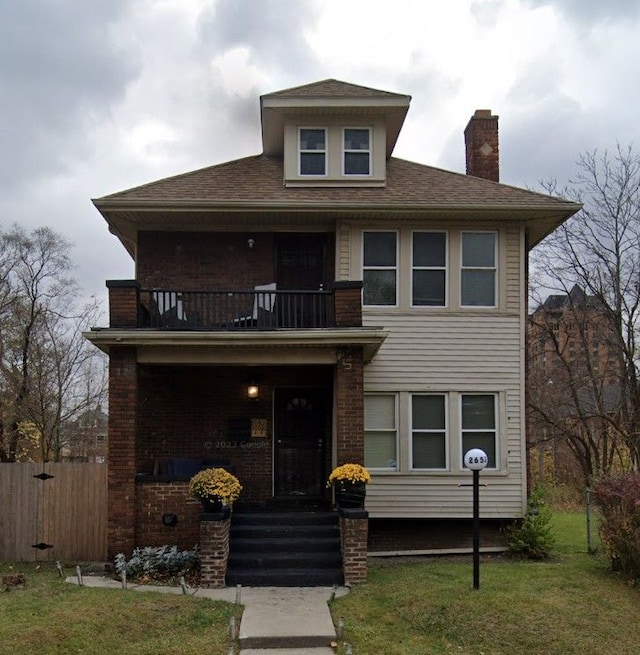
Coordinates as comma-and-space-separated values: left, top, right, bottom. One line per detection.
140, 288, 331, 330
106, 280, 363, 331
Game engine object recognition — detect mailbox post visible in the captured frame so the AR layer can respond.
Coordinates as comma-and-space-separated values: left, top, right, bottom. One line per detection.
464, 448, 488, 590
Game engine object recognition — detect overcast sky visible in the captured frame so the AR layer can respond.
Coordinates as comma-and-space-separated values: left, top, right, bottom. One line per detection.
2, 0, 639, 307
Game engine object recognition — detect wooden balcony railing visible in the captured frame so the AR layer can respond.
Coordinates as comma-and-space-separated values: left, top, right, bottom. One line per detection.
106, 280, 363, 330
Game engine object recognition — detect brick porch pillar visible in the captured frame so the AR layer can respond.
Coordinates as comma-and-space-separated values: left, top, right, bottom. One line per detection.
107, 279, 140, 328
108, 346, 138, 558
335, 346, 364, 465
200, 512, 231, 588
339, 508, 369, 584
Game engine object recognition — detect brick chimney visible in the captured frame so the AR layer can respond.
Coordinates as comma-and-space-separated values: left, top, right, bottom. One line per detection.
464, 109, 499, 182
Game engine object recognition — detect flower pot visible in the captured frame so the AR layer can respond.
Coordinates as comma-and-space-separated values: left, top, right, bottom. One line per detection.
334, 481, 366, 509
200, 497, 223, 513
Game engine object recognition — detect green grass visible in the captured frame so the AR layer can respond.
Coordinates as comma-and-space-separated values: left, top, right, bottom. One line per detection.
331, 511, 637, 655
0, 563, 240, 655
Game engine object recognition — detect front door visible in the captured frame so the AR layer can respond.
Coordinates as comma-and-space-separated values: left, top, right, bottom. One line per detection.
274, 388, 328, 499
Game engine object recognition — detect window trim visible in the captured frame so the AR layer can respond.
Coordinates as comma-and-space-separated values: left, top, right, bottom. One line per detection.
460, 230, 498, 308
460, 393, 498, 470
410, 393, 448, 471
411, 230, 448, 308
342, 127, 371, 177
298, 127, 327, 177
362, 230, 399, 308
364, 392, 399, 471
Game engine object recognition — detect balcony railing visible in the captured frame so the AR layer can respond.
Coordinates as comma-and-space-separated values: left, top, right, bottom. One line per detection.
139, 288, 333, 330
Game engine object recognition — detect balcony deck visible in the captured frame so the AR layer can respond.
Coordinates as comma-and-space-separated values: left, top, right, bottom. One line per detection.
140, 288, 332, 330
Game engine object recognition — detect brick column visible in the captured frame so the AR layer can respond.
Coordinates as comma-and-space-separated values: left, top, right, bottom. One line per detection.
333, 281, 363, 327
108, 346, 138, 558
107, 280, 140, 328
339, 508, 369, 584
199, 512, 231, 588
335, 346, 364, 464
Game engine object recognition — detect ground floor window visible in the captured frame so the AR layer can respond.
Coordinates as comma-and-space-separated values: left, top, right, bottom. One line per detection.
364, 394, 398, 470
366, 391, 501, 473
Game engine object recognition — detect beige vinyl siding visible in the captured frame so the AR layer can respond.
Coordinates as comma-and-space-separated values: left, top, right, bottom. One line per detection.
336, 220, 351, 280
353, 222, 526, 519
362, 314, 521, 388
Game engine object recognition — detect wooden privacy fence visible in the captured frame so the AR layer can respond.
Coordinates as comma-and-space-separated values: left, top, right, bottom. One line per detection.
0, 463, 107, 562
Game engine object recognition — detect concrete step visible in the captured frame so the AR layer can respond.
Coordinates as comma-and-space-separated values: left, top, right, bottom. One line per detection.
227, 567, 343, 587
228, 551, 342, 569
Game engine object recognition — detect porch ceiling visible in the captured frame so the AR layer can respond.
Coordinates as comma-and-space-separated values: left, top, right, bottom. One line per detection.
83, 327, 388, 364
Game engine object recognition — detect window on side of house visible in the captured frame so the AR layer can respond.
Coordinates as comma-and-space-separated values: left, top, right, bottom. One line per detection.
461, 394, 497, 468
343, 128, 370, 175
364, 394, 398, 470
411, 394, 447, 470
412, 231, 447, 306
461, 231, 497, 307
299, 128, 326, 176
363, 231, 397, 306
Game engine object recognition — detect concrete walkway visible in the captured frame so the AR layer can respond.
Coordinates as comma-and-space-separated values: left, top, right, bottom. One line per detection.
67, 576, 349, 653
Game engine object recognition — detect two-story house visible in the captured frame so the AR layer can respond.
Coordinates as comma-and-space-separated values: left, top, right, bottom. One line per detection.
86, 79, 580, 585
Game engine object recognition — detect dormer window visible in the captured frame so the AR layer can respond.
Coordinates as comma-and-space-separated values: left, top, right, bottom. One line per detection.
343, 128, 370, 175
299, 128, 326, 176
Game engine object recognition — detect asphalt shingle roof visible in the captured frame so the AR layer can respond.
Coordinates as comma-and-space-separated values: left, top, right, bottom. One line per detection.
96, 154, 572, 209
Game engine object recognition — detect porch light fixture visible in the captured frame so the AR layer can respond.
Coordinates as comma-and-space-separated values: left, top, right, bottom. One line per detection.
247, 383, 260, 400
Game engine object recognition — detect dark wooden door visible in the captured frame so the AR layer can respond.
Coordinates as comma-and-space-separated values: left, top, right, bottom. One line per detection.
274, 388, 328, 499
275, 234, 328, 290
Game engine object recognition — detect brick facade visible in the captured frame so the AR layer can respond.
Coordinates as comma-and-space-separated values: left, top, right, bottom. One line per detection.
333, 281, 363, 328
199, 514, 231, 588
107, 280, 140, 328
339, 509, 369, 585
335, 347, 365, 465
135, 481, 201, 550
108, 346, 138, 558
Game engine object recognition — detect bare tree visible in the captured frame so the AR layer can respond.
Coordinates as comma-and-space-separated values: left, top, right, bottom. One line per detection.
529, 145, 640, 485
0, 225, 107, 462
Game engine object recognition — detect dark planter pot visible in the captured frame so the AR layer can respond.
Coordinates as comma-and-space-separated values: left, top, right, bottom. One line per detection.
334, 481, 367, 509
200, 497, 224, 513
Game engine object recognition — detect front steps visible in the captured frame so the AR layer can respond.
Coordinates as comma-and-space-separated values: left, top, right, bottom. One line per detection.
226, 511, 343, 587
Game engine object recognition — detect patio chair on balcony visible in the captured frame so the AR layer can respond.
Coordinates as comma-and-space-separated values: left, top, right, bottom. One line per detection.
152, 291, 189, 327
233, 282, 277, 328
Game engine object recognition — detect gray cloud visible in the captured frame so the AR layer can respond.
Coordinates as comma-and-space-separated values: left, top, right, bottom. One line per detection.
523, 0, 640, 23
197, 0, 321, 77
0, 1, 140, 191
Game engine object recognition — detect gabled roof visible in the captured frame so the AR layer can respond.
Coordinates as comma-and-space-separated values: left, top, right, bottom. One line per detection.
260, 78, 411, 156
263, 78, 409, 99
94, 154, 581, 255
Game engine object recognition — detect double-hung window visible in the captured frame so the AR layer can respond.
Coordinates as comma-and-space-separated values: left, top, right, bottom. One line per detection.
461, 231, 497, 306
461, 394, 497, 468
299, 128, 326, 176
411, 394, 447, 469
343, 128, 370, 175
364, 394, 397, 470
412, 231, 447, 306
363, 231, 397, 306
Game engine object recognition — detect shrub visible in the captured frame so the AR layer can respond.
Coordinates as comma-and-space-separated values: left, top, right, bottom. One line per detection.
506, 487, 555, 559
114, 545, 200, 583
189, 467, 242, 505
593, 473, 640, 581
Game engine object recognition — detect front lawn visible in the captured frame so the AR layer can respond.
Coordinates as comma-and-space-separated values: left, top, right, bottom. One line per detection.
0, 563, 240, 655
330, 511, 637, 655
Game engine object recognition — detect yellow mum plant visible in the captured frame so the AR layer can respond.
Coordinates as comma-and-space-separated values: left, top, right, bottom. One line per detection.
327, 463, 371, 487
189, 468, 242, 505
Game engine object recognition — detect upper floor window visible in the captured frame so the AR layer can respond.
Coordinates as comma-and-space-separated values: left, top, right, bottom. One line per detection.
411, 394, 447, 470
343, 128, 370, 175
363, 231, 397, 306
299, 128, 326, 176
364, 394, 398, 470
461, 231, 497, 307
412, 231, 447, 306
461, 394, 497, 468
